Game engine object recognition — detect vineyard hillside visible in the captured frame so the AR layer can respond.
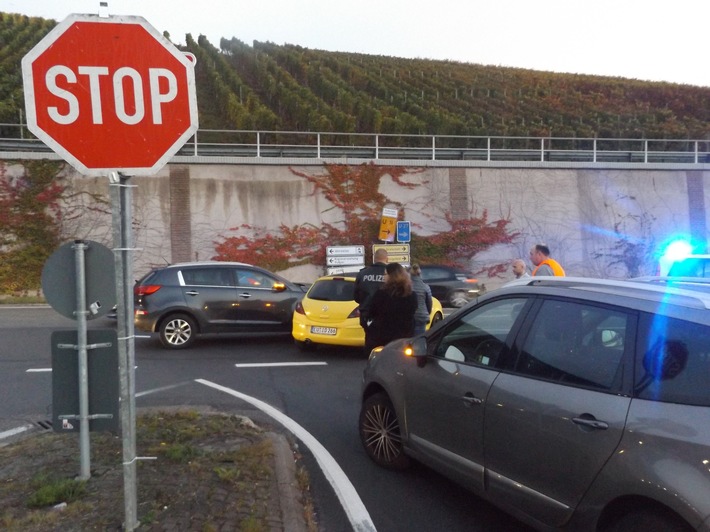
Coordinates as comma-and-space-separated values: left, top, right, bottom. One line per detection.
2, 11, 710, 140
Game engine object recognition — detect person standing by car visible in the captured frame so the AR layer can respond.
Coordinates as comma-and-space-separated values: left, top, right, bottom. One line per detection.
365, 263, 418, 353
512, 258, 530, 279
354, 248, 388, 330
410, 264, 433, 335
529, 244, 565, 276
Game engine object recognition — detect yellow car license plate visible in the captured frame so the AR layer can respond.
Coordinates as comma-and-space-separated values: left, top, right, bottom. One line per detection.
311, 326, 337, 335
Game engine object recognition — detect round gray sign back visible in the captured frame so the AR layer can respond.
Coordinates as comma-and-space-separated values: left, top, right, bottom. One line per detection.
41, 240, 116, 320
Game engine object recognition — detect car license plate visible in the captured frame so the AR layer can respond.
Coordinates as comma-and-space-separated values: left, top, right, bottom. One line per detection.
311, 326, 336, 335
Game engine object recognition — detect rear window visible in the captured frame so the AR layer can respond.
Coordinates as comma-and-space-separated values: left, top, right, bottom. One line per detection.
421, 267, 453, 282
307, 279, 355, 301
635, 314, 710, 406
137, 270, 160, 285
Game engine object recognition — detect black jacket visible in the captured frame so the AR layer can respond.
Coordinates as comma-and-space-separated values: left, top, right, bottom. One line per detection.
367, 289, 418, 348
354, 262, 387, 324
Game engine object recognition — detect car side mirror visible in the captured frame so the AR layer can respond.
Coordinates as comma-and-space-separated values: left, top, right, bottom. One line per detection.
405, 336, 428, 368
272, 282, 287, 292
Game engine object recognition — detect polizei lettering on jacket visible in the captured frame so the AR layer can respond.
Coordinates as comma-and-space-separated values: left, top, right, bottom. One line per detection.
360, 274, 385, 282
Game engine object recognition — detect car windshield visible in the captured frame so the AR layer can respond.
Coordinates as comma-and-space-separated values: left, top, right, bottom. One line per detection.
308, 279, 355, 301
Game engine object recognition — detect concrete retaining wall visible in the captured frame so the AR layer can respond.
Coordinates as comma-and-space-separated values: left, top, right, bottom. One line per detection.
14, 161, 707, 290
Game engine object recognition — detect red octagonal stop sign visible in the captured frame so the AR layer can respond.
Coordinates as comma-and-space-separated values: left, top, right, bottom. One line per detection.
22, 14, 198, 176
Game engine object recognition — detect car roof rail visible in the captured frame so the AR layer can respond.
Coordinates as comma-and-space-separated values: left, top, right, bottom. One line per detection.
504, 276, 710, 310
632, 275, 710, 284
169, 260, 252, 268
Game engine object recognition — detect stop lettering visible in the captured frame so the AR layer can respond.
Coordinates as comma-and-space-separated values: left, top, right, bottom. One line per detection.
22, 14, 198, 176
45, 65, 178, 126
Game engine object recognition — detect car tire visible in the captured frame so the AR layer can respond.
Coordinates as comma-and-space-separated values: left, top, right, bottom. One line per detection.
448, 290, 469, 308
431, 311, 443, 324
159, 313, 197, 349
359, 392, 410, 470
604, 507, 691, 532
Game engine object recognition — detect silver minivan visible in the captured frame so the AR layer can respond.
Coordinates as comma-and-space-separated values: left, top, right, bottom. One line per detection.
360, 277, 710, 531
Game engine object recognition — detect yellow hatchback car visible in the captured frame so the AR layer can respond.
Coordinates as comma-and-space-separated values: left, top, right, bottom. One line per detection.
292, 275, 444, 350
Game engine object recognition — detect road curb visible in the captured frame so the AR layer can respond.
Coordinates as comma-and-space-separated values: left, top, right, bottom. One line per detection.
268, 432, 308, 532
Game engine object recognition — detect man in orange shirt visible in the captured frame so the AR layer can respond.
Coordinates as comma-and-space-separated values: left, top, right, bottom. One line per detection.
530, 244, 565, 276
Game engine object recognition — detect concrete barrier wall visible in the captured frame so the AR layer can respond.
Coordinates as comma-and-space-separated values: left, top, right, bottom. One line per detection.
21, 161, 708, 289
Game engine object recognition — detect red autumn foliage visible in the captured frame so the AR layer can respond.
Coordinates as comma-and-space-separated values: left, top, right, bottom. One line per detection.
213, 163, 516, 275
0, 161, 65, 292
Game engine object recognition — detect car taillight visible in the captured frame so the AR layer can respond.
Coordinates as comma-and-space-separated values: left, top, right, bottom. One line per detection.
295, 301, 305, 315
134, 285, 161, 296
464, 278, 478, 284
347, 307, 361, 319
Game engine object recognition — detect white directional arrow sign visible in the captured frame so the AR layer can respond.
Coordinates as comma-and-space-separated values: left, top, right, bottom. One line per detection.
327, 256, 365, 266
326, 245, 365, 256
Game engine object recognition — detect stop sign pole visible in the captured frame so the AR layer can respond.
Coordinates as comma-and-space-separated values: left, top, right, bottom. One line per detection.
22, 13, 198, 531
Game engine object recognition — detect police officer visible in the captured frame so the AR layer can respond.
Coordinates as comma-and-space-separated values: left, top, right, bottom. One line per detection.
354, 248, 388, 348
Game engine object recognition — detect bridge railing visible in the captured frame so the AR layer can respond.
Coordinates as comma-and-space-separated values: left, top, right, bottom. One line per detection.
1, 123, 709, 164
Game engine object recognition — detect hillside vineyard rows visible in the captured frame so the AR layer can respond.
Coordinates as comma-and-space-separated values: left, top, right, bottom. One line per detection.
2, 11, 710, 141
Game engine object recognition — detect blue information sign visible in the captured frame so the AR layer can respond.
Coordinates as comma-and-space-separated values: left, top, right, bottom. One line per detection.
396, 221, 411, 243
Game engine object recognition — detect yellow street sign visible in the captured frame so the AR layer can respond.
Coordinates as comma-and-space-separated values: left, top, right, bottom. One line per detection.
373, 244, 410, 254
386, 254, 410, 263
378, 216, 396, 242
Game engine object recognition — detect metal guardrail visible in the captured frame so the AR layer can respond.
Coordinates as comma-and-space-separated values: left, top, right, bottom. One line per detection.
1, 123, 709, 164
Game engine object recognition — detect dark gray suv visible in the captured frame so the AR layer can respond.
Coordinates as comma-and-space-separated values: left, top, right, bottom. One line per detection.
360, 277, 710, 531
419, 264, 485, 308
134, 262, 308, 349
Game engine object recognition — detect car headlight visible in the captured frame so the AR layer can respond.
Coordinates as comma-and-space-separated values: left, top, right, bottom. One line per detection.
368, 346, 384, 361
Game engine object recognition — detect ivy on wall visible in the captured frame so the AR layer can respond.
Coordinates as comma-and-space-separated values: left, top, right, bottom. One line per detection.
0, 160, 64, 293
213, 162, 516, 272
0, 161, 110, 294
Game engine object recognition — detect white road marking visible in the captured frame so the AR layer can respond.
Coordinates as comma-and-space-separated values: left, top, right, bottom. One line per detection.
235, 362, 327, 368
26, 366, 139, 373
196, 379, 376, 532
135, 382, 191, 398
0, 424, 34, 440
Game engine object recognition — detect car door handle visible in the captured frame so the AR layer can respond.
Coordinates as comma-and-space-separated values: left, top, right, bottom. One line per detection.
572, 417, 609, 430
461, 393, 483, 406
185, 290, 199, 296
238, 292, 252, 298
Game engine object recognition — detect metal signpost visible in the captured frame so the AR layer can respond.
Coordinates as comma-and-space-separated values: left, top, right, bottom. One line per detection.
42, 240, 118, 480
23, 10, 198, 530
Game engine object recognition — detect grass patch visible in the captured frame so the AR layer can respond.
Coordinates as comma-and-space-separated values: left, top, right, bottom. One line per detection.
26, 474, 86, 508
0, 410, 317, 530
161, 442, 200, 462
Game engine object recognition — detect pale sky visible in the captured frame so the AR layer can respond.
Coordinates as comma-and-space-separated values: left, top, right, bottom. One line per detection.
3, 0, 707, 87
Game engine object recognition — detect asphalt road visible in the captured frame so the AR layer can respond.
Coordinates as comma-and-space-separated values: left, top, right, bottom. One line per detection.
0, 306, 532, 532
